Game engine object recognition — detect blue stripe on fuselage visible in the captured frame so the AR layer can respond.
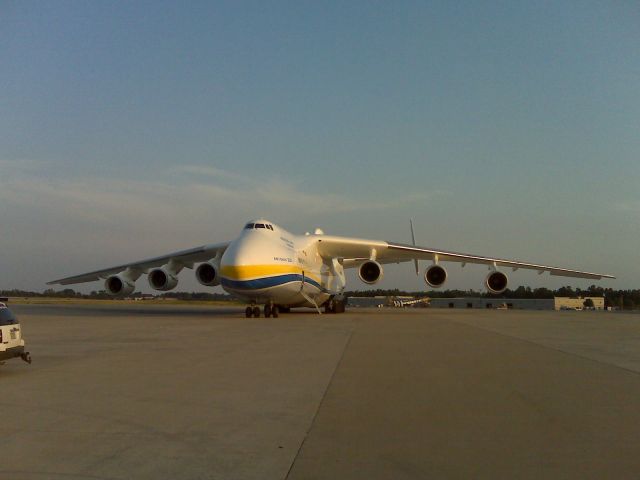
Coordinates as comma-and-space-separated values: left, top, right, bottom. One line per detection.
221, 273, 327, 292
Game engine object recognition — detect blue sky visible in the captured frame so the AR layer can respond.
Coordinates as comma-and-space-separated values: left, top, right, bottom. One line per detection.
1, 1, 638, 292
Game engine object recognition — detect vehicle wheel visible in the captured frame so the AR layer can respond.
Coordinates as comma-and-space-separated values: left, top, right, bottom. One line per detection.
252, 306, 261, 318
264, 304, 272, 318
245, 306, 253, 318
272, 306, 279, 318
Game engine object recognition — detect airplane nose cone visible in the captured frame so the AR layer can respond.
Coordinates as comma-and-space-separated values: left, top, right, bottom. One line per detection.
220, 234, 268, 282
222, 235, 259, 267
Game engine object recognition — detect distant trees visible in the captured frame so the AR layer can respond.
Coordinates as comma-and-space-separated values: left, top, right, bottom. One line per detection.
3, 285, 640, 310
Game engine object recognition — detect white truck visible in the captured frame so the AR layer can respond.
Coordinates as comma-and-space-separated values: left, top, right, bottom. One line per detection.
0, 298, 31, 364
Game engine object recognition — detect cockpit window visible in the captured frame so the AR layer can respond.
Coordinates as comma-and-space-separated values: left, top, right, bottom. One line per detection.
246, 222, 274, 231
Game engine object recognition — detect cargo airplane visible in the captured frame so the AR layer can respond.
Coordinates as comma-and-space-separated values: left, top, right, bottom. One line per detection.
48, 219, 614, 317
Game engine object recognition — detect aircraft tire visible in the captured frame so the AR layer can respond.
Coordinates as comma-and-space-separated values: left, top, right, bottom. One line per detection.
324, 300, 335, 314
272, 306, 279, 318
245, 307, 253, 318
252, 306, 260, 318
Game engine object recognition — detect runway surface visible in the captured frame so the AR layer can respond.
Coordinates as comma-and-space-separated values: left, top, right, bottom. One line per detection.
2, 304, 640, 479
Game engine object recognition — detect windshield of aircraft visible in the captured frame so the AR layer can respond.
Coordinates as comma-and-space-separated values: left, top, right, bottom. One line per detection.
0, 307, 16, 325
244, 223, 274, 230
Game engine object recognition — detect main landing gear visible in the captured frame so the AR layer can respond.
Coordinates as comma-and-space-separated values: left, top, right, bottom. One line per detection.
245, 303, 279, 318
324, 297, 347, 314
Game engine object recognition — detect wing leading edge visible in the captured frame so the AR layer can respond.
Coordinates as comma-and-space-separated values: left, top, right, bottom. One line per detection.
385, 242, 614, 280
47, 242, 230, 285
315, 236, 614, 280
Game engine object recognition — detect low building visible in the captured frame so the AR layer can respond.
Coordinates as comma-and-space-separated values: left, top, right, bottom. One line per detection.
554, 296, 605, 310
429, 296, 605, 310
348, 296, 388, 308
132, 294, 155, 301
429, 298, 552, 310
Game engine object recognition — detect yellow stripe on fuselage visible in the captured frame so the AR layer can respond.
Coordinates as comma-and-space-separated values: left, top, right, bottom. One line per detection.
221, 264, 321, 283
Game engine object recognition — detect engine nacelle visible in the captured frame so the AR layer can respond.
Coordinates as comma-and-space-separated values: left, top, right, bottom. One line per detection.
148, 267, 179, 291
424, 264, 447, 288
485, 271, 508, 294
358, 260, 383, 285
105, 274, 136, 296
196, 261, 220, 287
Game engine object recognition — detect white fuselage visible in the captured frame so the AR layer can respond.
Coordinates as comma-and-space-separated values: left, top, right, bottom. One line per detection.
219, 221, 345, 308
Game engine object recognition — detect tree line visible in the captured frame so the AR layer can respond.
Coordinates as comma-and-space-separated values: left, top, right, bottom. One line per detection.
0, 288, 232, 302
1, 285, 639, 309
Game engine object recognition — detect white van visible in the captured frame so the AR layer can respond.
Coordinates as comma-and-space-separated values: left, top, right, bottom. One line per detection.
0, 299, 31, 364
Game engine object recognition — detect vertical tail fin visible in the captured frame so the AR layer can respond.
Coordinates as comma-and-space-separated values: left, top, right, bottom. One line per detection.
410, 219, 419, 276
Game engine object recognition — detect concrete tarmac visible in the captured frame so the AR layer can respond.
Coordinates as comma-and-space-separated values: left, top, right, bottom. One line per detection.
2, 305, 640, 479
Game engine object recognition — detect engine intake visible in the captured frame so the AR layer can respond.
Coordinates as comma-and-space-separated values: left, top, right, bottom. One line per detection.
359, 260, 383, 285
196, 261, 220, 287
485, 271, 508, 294
148, 267, 179, 291
424, 265, 447, 288
105, 274, 135, 296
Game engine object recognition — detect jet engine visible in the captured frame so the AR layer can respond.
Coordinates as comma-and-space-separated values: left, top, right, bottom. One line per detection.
485, 271, 508, 294
358, 260, 383, 284
196, 261, 220, 287
424, 265, 447, 288
105, 274, 136, 296
148, 267, 179, 291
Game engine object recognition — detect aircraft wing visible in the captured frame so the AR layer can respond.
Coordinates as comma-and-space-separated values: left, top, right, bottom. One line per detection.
47, 241, 230, 285
315, 236, 615, 280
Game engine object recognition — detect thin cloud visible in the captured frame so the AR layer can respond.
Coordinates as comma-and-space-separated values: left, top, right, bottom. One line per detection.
0, 158, 45, 171
173, 165, 248, 183
613, 201, 640, 213
174, 164, 444, 213
0, 163, 447, 288
0, 162, 447, 259
0, 161, 446, 219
